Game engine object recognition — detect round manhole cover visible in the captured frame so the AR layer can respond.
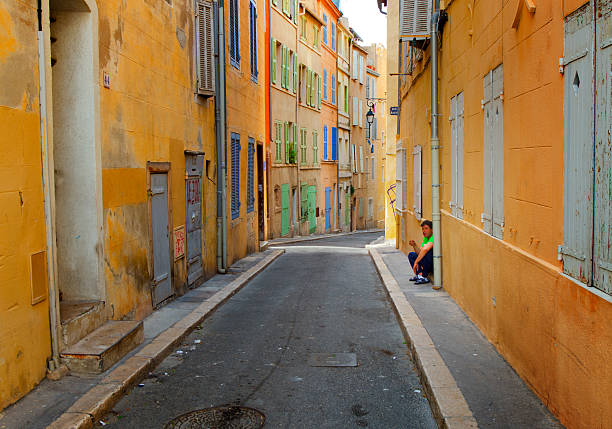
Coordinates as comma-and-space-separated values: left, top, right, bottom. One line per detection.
164, 406, 265, 429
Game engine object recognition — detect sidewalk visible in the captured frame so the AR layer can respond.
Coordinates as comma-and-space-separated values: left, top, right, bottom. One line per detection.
268, 228, 384, 246
371, 246, 563, 429
0, 249, 283, 429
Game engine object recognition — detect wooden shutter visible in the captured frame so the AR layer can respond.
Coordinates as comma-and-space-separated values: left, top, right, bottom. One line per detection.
399, 0, 432, 39
457, 92, 465, 219
301, 182, 308, 220
413, 145, 422, 220
231, 133, 241, 219
306, 69, 311, 105
352, 97, 358, 125
359, 55, 364, 84
284, 121, 289, 163
331, 75, 335, 104
593, 9, 612, 293
373, 117, 377, 139
561, 9, 594, 284
196, 0, 215, 95
293, 53, 298, 93
492, 65, 504, 239
317, 74, 321, 109
247, 138, 255, 212
352, 51, 358, 79
331, 22, 335, 51
249, 1, 257, 80
323, 14, 327, 44
482, 71, 493, 234
360, 146, 364, 172
308, 186, 317, 233
331, 127, 337, 161
359, 100, 363, 127
450, 95, 457, 216
323, 69, 327, 100
323, 126, 328, 160
271, 39, 277, 84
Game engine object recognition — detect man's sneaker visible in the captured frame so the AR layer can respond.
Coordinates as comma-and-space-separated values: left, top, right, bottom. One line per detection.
415, 276, 430, 285
409, 275, 419, 282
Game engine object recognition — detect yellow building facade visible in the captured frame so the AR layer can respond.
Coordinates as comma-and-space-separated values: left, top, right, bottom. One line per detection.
349, 41, 367, 230
394, 1, 612, 427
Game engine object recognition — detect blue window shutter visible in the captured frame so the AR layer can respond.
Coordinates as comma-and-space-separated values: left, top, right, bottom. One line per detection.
323, 14, 328, 44
331, 23, 335, 50
323, 69, 327, 100
323, 126, 328, 160
235, 0, 240, 62
247, 138, 255, 213
331, 75, 335, 104
331, 127, 337, 161
231, 133, 241, 219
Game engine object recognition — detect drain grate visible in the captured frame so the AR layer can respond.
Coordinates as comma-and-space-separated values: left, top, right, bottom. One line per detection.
164, 406, 265, 429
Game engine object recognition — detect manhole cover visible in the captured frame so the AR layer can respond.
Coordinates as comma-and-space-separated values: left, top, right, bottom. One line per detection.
164, 406, 265, 429
308, 353, 358, 367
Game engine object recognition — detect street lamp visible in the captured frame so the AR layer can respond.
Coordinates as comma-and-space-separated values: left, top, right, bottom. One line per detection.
366, 102, 375, 136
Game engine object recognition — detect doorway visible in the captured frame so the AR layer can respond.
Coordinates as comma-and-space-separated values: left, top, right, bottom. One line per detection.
185, 153, 204, 288
50, 0, 103, 306
149, 165, 173, 306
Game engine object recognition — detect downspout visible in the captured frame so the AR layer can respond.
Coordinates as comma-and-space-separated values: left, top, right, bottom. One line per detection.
430, 4, 442, 288
214, 0, 228, 273
267, 0, 272, 241
335, 25, 340, 232
395, 39, 402, 249
37, 0, 60, 370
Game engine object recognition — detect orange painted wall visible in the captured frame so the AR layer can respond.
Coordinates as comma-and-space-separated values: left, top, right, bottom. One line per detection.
396, 1, 612, 427
0, 0, 52, 410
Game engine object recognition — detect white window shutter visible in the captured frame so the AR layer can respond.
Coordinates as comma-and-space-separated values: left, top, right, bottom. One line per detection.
359, 101, 363, 127
399, 0, 432, 39
492, 65, 504, 239
413, 145, 422, 220
359, 55, 364, 84
457, 91, 464, 219
352, 97, 358, 126
360, 146, 364, 172
196, 0, 215, 94
352, 51, 358, 79
482, 71, 493, 234
450, 95, 457, 216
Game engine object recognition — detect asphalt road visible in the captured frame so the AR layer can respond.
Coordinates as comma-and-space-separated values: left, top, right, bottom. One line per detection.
99, 232, 436, 428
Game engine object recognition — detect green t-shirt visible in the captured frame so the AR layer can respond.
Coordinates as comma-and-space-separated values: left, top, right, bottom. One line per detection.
422, 236, 434, 246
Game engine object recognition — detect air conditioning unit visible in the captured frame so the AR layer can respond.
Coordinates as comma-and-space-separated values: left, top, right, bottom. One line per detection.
399, 0, 432, 39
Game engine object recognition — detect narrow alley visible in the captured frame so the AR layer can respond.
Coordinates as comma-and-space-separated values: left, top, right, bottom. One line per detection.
96, 232, 436, 428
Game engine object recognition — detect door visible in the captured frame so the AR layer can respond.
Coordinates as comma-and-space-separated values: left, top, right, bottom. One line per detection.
345, 191, 350, 227
151, 173, 172, 306
324, 187, 331, 231
185, 154, 203, 288
308, 186, 317, 234
281, 183, 289, 236
257, 144, 264, 240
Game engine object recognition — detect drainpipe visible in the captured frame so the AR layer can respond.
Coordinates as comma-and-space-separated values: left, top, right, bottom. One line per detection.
396, 38, 402, 248
37, 0, 60, 370
335, 29, 340, 231
430, 5, 442, 288
214, 0, 228, 273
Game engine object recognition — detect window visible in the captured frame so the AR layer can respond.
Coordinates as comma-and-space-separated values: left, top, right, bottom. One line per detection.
360, 146, 364, 172
313, 26, 319, 48
300, 16, 307, 40
300, 128, 307, 165
371, 157, 375, 181
371, 78, 376, 98
359, 100, 363, 128
366, 76, 370, 98
317, 73, 321, 109
331, 127, 337, 161
249, 0, 258, 82
271, 39, 277, 84
274, 121, 282, 162
282, 0, 289, 15
323, 126, 328, 160
323, 69, 327, 101
312, 131, 318, 165
331, 75, 336, 104
293, 53, 298, 93
450, 92, 464, 219
352, 97, 358, 126
331, 22, 335, 51
195, 0, 215, 95
231, 133, 241, 219
229, 0, 240, 69
359, 55, 364, 84
247, 138, 255, 212
344, 86, 348, 113
322, 14, 328, 44
482, 66, 503, 238
352, 50, 358, 79
413, 145, 422, 220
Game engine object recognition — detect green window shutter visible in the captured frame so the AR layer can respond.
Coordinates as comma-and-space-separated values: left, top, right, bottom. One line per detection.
298, 65, 303, 102
293, 123, 298, 160
313, 131, 318, 165
275, 121, 281, 162
317, 75, 321, 109
284, 121, 289, 163
308, 186, 316, 234
273, 0, 278, 6
306, 69, 311, 106
293, 54, 298, 93
281, 47, 285, 88
271, 39, 277, 84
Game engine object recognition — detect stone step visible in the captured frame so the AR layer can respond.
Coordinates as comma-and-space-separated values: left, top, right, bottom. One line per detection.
60, 320, 144, 374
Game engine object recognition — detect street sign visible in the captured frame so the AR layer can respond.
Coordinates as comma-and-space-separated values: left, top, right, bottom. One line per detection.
390, 106, 399, 116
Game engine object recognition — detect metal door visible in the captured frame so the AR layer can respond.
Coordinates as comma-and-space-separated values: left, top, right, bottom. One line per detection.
324, 187, 331, 231
185, 154, 204, 287
151, 173, 172, 305
593, 2, 611, 293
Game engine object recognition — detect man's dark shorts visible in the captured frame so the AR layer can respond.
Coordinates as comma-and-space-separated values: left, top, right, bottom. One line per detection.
408, 250, 433, 277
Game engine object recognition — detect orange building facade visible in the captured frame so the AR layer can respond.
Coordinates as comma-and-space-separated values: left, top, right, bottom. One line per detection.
393, 0, 612, 427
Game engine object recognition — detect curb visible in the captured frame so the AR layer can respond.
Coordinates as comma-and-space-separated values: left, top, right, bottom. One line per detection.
269, 229, 384, 246
47, 249, 285, 429
369, 248, 478, 429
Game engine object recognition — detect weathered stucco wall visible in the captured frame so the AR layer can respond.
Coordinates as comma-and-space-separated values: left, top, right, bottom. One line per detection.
98, 0, 216, 320
0, 0, 52, 411
397, 1, 612, 427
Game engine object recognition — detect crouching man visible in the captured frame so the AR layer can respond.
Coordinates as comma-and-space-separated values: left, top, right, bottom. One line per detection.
408, 220, 434, 285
